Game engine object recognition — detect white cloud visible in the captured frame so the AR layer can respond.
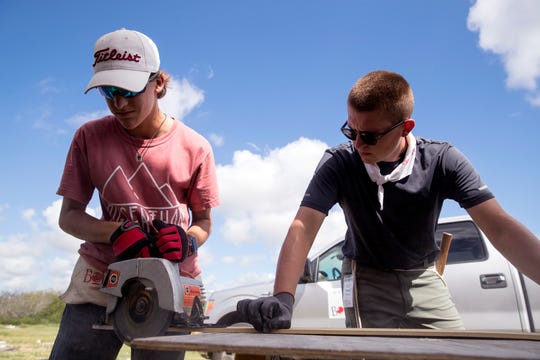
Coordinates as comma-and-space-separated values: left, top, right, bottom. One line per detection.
38, 77, 59, 94
527, 93, 540, 107
215, 137, 347, 248
197, 245, 215, 270
42, 199, 84, 253
0, 199, 91, 292
0, 233, 46, 291
47, 256, 79, 291
2, 256, 37, 276
21, 208, 36, 220
0, 234, 42, 258
208, 133, 224, 147
43, 200, 62, 229
246, 142, 261, 152
0, 204, 6, 222
21, 208, 39, 231
216, 138, 326, 245
467, 0, 540, 105
211, 271, 275, 292
218, 138, 326, 213
159, 76, 205, 120
67, 110, 110, 127
222, 254, 265, 267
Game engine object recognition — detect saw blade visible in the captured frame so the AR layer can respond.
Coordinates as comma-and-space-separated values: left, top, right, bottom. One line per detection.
111, 279, 174, 343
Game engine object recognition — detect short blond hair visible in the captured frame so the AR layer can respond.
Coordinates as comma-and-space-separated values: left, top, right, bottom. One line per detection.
348, 70, 414, 120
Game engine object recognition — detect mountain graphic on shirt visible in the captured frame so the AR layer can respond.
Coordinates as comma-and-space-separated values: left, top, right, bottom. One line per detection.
102, 162, 178, 208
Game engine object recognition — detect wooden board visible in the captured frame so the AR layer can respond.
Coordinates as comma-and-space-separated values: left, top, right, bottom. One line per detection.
178, 326, 540, 341
94, 323, 540, 340
130, 332, 540, 360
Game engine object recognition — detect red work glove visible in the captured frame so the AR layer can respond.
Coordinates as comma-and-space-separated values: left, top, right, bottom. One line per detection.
109, 221, 152, 261
152, 220, 196, 262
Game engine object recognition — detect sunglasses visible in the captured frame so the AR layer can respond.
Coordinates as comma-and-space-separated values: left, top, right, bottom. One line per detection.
340, 119, 405, 146
98, 72, 159, 100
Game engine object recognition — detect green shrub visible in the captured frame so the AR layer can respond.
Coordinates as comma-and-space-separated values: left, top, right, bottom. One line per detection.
0, 291, 64, 325
37, 295, 65, 323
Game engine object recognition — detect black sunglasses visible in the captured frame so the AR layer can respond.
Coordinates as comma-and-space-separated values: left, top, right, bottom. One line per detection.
340, 119, 405, 146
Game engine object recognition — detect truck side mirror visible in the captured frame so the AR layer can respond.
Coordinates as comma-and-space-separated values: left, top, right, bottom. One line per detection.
298, 259, 315, 283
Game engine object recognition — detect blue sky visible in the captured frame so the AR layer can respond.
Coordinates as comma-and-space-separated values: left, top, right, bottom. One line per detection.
0, 0, 539, 294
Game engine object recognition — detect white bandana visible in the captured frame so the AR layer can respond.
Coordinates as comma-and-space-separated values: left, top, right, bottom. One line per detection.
364, 133, 416, 210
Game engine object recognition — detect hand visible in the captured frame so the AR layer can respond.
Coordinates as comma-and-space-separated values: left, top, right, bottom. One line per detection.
152, 219, 190, 262
236, 292, 294, 332
109, 221, 152, 261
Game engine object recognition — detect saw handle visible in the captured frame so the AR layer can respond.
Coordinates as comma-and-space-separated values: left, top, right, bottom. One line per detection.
436, 232, 453, 275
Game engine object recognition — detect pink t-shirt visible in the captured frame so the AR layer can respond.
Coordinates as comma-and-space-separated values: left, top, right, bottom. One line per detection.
57, 115, 220, 278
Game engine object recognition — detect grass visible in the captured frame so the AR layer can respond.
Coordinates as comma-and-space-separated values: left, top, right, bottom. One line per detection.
0, 324, 207, 359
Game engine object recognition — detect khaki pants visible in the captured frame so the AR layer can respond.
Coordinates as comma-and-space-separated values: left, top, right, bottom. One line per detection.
342, 259, 464, 329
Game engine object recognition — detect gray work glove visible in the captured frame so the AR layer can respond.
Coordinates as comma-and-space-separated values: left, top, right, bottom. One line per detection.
235, 292, 294, 333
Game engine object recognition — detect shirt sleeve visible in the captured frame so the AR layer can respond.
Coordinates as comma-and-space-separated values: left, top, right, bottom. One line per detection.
442, 146, 494, 209
300, 150, 340, 215
56, 127, 96, 205
187, 143, 220, 212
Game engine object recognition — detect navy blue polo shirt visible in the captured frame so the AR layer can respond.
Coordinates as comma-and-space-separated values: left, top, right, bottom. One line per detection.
300, 137, 494, 270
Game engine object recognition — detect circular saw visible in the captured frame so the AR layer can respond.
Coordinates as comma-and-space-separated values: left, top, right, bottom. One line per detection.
111, 278, 174, 343
100, 258, 207, 343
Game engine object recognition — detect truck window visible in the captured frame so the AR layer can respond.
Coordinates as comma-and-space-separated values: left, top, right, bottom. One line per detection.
317, 243, 344, 281
435, 220, 488, 264
309, 219, 487, 283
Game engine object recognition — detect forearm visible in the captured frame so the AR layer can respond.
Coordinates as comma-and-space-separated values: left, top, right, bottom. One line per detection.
273, 207, 324, 296
484, 219, 540, 284
188, 209, 212, 247
273, 228, 312, 296
59, 198, 120, 244
469, 199, 540, 285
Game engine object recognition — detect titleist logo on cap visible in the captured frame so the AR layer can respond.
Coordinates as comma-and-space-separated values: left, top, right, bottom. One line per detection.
84, 29, 159, 94
93, 48, 141, 67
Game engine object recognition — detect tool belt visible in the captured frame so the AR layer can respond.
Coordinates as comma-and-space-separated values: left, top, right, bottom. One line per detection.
60, 256, 112, 307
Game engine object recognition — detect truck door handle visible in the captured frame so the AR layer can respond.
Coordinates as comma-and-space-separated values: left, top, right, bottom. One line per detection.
480, 273, 507, 289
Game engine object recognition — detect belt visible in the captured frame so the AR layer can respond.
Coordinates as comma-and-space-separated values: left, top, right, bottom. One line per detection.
381, 259, 436, 272
357, 256, 436, 272
392, 262, 435, 272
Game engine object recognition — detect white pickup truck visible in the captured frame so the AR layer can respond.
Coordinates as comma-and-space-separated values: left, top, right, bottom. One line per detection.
205, 215, 540, 332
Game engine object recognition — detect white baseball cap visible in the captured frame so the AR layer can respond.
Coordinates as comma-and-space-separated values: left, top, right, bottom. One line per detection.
84, 28, 160, 94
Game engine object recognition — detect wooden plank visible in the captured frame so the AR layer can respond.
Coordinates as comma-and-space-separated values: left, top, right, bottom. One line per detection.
173, 326, 540, 341
130, 332, 540, 359
92, 325, 540, 341
94, 323, 540, 340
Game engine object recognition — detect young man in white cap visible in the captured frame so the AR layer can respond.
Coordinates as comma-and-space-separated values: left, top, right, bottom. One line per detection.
235, 70, 540, 332
49, 28, 220, 360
